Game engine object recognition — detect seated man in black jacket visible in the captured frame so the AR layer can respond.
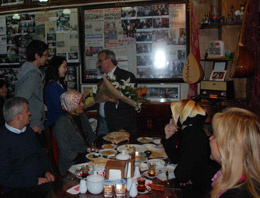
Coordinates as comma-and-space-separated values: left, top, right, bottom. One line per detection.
0, 97, 55, 198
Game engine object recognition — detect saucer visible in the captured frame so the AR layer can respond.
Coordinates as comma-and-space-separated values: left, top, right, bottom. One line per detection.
143, 171, 158, 179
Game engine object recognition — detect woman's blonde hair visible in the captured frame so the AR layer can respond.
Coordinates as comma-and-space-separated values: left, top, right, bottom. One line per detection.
170, 99, 206, 126
211, 107, 260, 198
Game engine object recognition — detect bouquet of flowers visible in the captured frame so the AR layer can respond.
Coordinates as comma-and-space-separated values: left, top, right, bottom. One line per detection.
85, 75, 147, 112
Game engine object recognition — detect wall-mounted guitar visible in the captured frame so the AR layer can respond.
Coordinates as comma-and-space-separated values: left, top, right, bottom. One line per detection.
182, 0, 204, 84
232, 0, 255, 78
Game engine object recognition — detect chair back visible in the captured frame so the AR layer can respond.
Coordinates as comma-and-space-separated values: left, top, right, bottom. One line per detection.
46, 125, 60, 178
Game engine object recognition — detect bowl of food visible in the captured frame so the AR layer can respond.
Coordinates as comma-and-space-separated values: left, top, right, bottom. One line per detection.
99, 149, 117, 157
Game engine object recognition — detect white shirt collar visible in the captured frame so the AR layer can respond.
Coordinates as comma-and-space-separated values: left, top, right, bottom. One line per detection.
5, 123, 27, 134
107, 66, 117, 78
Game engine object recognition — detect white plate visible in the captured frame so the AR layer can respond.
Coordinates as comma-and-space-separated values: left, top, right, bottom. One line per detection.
137, 137, 153, 144
152, 138, 161, 144
101, 144, 117, 149
117, 144, 146, 153
86, 152, 101, 160
99, 149, 117, 156
147, 159, 166, 166
143, 144, 156, 150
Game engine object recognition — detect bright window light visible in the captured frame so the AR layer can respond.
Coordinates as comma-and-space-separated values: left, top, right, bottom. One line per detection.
154, 50, 166, 69
12, 14, 20, 20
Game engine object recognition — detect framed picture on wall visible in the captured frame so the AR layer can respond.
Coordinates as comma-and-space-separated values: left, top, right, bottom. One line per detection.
1, 0, 23, 6
213, 61, 227, 70
83, 2, 187, 82
209, 70, 227, 81
81, 84, 96, 97
66, 66, 79, 91
138, 83, 180, 102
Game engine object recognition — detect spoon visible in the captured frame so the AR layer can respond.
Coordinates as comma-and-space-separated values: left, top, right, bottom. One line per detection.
165, 170, 170, 188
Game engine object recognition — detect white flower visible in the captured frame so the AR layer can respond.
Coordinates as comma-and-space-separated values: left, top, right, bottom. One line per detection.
112, 81, 120, 88
128, 83, 135, 88
109, 74, 116, 81
92, 85, 98, 94
121, 78, 131, 85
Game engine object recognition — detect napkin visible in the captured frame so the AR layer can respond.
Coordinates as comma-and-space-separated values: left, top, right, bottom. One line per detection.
66, 184, 80, 195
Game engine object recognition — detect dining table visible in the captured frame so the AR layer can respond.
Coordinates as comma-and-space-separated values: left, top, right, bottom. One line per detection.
53, 135, 183, 198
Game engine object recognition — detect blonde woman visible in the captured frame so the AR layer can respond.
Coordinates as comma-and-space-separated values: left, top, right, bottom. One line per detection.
210, 107, 260, 198
162, 100, 219, 198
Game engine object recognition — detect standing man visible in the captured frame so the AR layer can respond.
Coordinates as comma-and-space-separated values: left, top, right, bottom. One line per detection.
96, 49, 137, 135
0, 97, 55, 198
15, 40, 48, 140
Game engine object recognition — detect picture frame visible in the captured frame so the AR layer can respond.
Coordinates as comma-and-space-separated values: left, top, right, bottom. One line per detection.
213, 61, 227, 70
1, 0, 23, 6
138, 83, 180, 102
81, 84, 96, 97
66, 66, 79, 91
209, 70, 227, 81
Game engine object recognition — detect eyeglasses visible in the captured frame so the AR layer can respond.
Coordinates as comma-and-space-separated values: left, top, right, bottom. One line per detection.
97, 58, 107, 64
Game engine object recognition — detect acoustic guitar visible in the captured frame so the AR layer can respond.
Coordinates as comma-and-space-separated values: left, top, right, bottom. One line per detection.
232, 0, 255, 78
182, 0, 204, 84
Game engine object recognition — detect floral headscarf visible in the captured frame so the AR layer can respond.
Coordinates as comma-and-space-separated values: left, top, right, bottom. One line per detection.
60, 90, 83, 114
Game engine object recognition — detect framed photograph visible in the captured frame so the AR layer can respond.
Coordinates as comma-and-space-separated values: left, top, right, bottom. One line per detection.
1, 0, 23, 6
81, 84, 96, 97
138, 83, 180, 102
66, 66, 79, 91
213, 61, 227, 70
210, 70, 227, 81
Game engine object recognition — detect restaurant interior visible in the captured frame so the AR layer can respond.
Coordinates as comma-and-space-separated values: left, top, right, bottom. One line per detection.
0, 0, 259, 197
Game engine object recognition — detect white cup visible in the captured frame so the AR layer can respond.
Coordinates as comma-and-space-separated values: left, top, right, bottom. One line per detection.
79, 179, 87, 194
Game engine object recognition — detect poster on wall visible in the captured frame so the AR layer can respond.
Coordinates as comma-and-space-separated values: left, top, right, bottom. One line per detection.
0, 8, 79, 65
83, 3, 186, 81
1, 0, 23, 6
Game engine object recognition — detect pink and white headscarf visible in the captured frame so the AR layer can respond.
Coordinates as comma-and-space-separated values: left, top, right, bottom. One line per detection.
60, 90, 83, 114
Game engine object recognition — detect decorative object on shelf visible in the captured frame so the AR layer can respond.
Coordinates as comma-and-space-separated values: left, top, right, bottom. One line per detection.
209, 70, 227, 81
226, 5, 234, 24
213, 61, 227, 71
207, 40, 225, 59
182, 0, 204, 84
210, 0, 220, 23
232, 0, 255, 78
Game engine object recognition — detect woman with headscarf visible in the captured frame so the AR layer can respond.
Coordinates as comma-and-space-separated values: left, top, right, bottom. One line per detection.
44, 56, 67, 127
210, 107, 260, 198
161, 99, 219, 198
53, 90, 96, 176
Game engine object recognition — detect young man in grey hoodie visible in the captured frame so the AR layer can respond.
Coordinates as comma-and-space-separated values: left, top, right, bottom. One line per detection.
15, 40, 48, 137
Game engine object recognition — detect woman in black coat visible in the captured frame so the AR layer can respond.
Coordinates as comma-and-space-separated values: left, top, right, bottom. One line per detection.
161, 100, 219, 198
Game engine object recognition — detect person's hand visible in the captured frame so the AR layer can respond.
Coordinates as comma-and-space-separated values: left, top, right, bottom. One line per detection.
32, 125, 41, 134
103, 94, 118, 103
45, 171, 55, 182
164, 119, 178, 139
38, 177, 49, 185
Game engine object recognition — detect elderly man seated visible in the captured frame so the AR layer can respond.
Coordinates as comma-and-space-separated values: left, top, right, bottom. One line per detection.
0, 97, 55, 198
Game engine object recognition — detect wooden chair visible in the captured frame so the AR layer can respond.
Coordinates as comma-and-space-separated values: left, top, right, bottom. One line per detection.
45, 126, 60, 179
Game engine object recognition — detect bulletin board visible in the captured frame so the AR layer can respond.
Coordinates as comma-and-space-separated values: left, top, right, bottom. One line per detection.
83, 2, 187, 82
0, 8, 79, 65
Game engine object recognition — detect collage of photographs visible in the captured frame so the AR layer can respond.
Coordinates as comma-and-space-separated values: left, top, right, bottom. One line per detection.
84, 3, 186, 80
0, 8, 79, 64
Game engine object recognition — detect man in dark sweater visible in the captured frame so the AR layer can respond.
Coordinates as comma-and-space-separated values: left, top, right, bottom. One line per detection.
0, 97, 55, 198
